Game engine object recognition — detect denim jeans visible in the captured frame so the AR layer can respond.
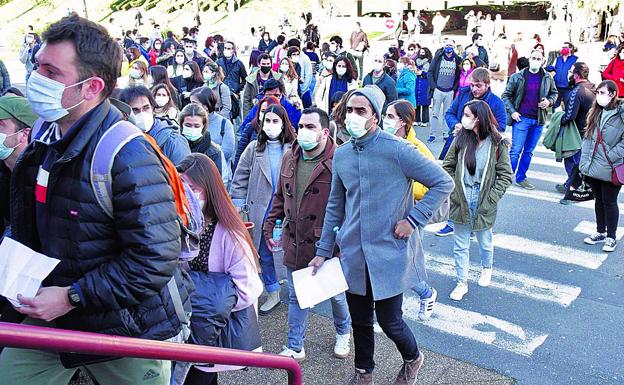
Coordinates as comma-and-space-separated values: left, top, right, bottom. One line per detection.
453, 185, 494, 283
346, 272, 419, 373
430, 89, 454, 138
413, 280, 432, 298
510, 118, 544, 183
259, 233, 280, 293
564, 151, 581, 188
285, 268, 351, 351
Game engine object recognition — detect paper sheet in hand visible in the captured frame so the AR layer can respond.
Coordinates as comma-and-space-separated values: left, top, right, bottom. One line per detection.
0, 237, 60, 306
292, 258, 348, 309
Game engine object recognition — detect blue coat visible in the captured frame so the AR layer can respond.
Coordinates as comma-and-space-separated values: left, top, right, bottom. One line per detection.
316, 129, 454, 300
415, 72, 431, 106
546, 55, 578, 89
445, 87, 507, 133
362, 72, 398, 113
396, 70, 417, 106
238, 96, 302, 136
149, 117, 191, 166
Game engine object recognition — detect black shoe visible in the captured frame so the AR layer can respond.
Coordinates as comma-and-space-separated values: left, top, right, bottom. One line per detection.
555, 184, 567, 194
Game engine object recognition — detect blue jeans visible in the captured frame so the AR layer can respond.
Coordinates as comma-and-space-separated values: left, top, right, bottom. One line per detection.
510, 118, 544, 183
564, 150, 581, 188
259, 234, 280, 293
413, 280, 432, 298
286, 268, 351, 351
453, 185, 494, 282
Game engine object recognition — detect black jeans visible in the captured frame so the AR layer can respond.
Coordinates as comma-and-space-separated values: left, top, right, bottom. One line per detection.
184, 366, 218, 385
345, 272, 419, 373
415, 105, 430, 123
588, 176, 622, 239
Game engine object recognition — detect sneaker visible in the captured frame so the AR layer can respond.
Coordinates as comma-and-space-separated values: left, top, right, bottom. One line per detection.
418, 288, 437, 321
427, 135, 436, 143
470, 232, 477, 241
259, 290, 281, 315
602, 237, 617, 252
584, 232, 607, 245
279, 346, 306, 362
516, 180, 535, 190
449, 282, 468, 301
442, 134, 449, 140
334, 333, 351, 359
477, 268, 492, 287
435, 224, 454, 237
344, 369, 374, 385
393, 352, 425, 385
559, 199, 574, 205
555, 183, 567, 193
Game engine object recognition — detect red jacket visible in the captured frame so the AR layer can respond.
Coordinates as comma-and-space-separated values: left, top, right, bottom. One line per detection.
148, 49, 159, 66
602, 57, 624, 97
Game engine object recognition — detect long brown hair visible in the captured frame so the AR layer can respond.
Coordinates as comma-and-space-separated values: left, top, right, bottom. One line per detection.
256, 104, 297, 152
279, 57, 299, 81
177, 153, 260, 271
387, 100, 415, 138
332, 89, 357, 125
252, 96, 281, 133
455, 99, 502, 175
585, 80, 620, 139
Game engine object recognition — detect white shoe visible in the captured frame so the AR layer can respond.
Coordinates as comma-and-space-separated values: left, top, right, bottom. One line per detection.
584, 232, 607, 245
418, 288, 437, 321
333, 333, 350, 359
373, 322, 383, 333
450, 282, 468, 301
478, 268, 493, 287
259, 290, 281, 315
279, 346, 305, 362
602, 237, 617, 252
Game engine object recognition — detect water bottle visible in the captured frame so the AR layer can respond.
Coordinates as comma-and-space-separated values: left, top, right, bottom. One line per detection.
272, 219, 283, 252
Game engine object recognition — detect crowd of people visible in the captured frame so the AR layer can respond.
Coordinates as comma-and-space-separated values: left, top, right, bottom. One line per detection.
0, 8, 623, 385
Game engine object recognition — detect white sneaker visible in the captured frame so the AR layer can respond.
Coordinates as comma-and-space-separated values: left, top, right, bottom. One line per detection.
450, 282, 468, 301
478, 268, 493, 287
259, 290, 281, 315
418, 288, 437, 321
333, 333, 350, 359
584, 232, 607, 245
279, 346, 305, 362
602, 237, 617, 252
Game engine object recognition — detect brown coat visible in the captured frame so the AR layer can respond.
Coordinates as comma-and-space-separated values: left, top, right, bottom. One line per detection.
263, 139, 336, 270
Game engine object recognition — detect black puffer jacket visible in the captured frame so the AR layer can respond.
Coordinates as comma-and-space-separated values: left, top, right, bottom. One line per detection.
10, 100, 192, 341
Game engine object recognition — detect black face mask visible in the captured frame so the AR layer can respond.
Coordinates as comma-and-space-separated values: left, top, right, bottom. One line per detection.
260, 65, 271, 74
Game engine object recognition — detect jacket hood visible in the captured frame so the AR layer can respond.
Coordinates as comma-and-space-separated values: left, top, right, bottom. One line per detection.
245, 70, 282, 84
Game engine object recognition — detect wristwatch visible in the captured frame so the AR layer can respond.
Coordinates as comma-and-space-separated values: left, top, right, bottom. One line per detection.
67, 286, 81, 307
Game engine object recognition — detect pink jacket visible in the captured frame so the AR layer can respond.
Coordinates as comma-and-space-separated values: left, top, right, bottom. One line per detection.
457, 68, 474, 96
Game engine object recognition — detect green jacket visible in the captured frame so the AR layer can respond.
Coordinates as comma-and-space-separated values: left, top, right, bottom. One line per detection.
543, 110, 583, 161
501, 68, 558, 126
443, 137, 513, 231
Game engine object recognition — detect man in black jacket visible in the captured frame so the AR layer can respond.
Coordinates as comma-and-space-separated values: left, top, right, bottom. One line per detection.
0, 15, 190, 385
557, 62, 595, 199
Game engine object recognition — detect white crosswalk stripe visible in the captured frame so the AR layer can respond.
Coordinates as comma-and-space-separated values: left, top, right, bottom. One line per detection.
506, 186, 624, 211
573, 220, 624, 240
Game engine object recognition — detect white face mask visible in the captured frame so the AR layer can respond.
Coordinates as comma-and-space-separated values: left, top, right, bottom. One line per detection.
463, 63, 472, 72
383, 117, 400, 135
223, 49, 234, 58
461, 116, 475, 130
373, 62, 384, 72
182, 124, 203, 141
263, 122, 283, 139
279, 64, 290, 73
336, 67, 347, 76
129, 68, 143, 80
596, 93, 612, 107
26, 71, 91, 122
291, 55, 300, 63
134, 111, 154, 132
529, 59, 542, 72
297, 128, 320, 151
192, 191, 206, 210
155, 95, 169, 107
323, 60, 334, 71
175, 56, 185, 65
345, 113, 370, 139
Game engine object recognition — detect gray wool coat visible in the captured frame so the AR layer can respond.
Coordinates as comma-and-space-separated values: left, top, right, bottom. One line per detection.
316, 128, 454, 300
231, 140, 291, 249
580, 105, 624, 182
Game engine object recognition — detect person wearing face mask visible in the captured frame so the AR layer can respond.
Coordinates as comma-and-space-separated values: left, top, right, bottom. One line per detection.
19, 32, 40, 82
119, 85, 190, 166
263, 107, 352, 362
148, 38, 163, 66
579, 80, 624, 252
180, 61, 205, 107
313, 52, 339, 113
502, 49, 558, 190
395, 57, 417, 106
5, 16, 192, 385
179, 103, 226, 179
128, 60, 149, 88
157, 41, 178, 67
175, 153, 263, 385
216, 40, 248, 97
602, 45, 624, 98
463, 33, 489, 67
545, 42, 578, 108
363, 52, 398, 113
234, 95, 281, 170
442, 99, 513, 301
242, 53, 282, 119
414, 48, 432, 127
258, 31, 277, 53
152, 83, 180, 120
279, 57, 303, 109
182, 38, 207, 71
231, 104, 296, 315
203, 62, 232, 119
458, 58, 476, 95
427, 38, 462, 143
167, 49, 187, 91
287, 39, 314, 108
312, 86, 454, 385
329, 35, 359, 80
138, 37, 151, 63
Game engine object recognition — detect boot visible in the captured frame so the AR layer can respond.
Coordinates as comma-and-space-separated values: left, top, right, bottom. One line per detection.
259, 290, 281, 315
344, 369, 373, 385
393, 352, 424, 385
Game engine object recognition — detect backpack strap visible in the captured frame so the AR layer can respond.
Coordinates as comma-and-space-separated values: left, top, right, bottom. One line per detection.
220, 117, 226, 138
90, 121, 143, 219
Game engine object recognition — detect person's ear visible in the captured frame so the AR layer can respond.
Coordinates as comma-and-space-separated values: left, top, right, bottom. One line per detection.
83, 77, 106, 101
20, 127, 31, 144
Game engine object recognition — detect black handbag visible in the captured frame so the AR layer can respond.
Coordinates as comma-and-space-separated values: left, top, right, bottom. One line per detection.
565, 164, 594, 202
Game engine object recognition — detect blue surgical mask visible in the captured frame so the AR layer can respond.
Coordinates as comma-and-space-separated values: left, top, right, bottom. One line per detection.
297, 128, 320, 151
345, 113, 370, 139
26, 71, 92, 122
0, 130, 23, 160
444, 46, 454, 54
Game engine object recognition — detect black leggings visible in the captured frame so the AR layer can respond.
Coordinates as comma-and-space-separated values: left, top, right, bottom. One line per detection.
183, 366, 218, 385
415, 105, 429, 123
588, 176, 622, 239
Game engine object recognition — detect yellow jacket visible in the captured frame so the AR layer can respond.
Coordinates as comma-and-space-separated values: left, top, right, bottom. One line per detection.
406, 129, 435, 201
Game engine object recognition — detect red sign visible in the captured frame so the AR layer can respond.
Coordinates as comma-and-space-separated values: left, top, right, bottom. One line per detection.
385, 18, 395, 29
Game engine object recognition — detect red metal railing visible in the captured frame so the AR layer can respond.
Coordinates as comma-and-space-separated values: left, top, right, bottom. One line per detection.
0, 322, 302, 385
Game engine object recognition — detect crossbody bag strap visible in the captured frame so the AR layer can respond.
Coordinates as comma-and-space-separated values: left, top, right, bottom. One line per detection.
596, 126, 614, 167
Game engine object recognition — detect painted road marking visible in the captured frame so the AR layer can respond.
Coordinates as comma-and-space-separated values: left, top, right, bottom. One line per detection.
573, 220, 624, 241
427, 254, 582, 306
506, 187, 624, 211
404, 299, 549, 357
526, 169, 567, 184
